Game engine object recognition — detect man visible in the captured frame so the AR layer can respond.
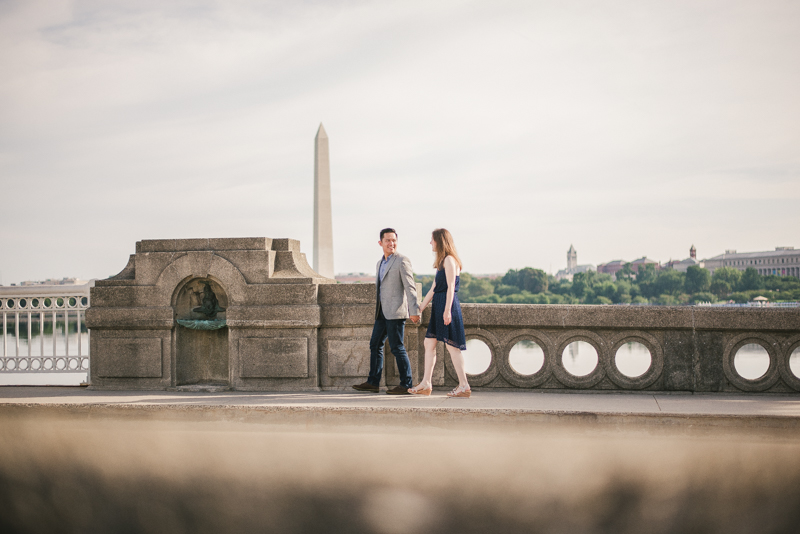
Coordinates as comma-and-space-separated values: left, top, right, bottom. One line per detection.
353, 228, 421, 395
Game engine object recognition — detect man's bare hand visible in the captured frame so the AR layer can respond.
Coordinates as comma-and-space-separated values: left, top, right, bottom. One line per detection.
410, 315, 421, 324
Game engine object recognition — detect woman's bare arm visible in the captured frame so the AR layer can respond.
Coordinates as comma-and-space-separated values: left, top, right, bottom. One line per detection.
419, 278, 436, 311
443, 256, 457, 325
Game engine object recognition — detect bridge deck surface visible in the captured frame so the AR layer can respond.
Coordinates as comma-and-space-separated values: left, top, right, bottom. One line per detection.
1, 386, 798, 419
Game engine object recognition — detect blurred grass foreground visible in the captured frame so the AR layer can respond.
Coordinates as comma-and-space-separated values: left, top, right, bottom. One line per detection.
1, 408, 799, 534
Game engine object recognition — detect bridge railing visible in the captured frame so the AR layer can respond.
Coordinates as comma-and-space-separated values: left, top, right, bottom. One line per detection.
1, 284, 91, 385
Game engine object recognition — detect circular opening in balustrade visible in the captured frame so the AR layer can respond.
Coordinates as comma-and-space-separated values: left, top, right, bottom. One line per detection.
68, 297, 77, 307
19, 359, 28, 370
43, 298, 52, 308
68, 358, 79, 370
56, 358, 66, 370
615, 341, 651, 378
31, 298, 40, 308
790, 347, 800, 379
81, 297, 88, 306
31, 359, 42, 370
509, 340, 545, 375
464, 339, 492, 375
7, 359, 16, 370
19, 299, 27, 308
81, 358, 89, 370
6, 299, 15, 309
733, 343, 770, 380
55, 298, 64, 308
562, 341, 598, 377
43, 359, 54, 370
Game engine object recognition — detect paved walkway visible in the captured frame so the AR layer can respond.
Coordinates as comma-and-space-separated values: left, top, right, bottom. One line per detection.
1, 387, 799, 419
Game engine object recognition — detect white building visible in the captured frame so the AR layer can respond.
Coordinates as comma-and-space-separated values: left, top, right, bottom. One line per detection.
667, 245, 704, 273
555, 245, 595, 282
702, 247, 799, 278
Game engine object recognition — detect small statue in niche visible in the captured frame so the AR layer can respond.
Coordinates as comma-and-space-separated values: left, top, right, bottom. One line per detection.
192, 282, 225, 319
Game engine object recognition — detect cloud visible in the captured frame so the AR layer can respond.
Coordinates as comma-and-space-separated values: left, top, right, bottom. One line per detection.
0, 0, 798, 284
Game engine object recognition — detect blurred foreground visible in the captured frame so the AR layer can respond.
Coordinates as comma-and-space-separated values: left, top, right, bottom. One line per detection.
1, 408, 799, 534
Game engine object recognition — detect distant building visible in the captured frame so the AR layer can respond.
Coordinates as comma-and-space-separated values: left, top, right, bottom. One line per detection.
555, 245, 594, 282
599, 256, 661, 279
630, 257, 660, 271
664, 245, 703, 273
597, 260, 627, 277
18, 277, 88, 286
702, 247, 800, 278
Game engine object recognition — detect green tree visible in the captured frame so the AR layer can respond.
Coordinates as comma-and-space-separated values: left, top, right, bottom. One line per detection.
710, 279, 732, 298
690, 292, 716, 304
655, 294, 678, 305
517, 267, 548, 293
739, 267, 764, 291
494, 284, 519, 296
635, 264, 657, 284
415, 274, 435, 295
616, 263, 634, 281
463, 277, 494, 299
654, 270, 685, 296
684, 266, 711, 293
571, 272, 590, 298
501, 269, 519, 288
711, 267, 742, 290
595, 281, 617, 301
613, 280, 632, 303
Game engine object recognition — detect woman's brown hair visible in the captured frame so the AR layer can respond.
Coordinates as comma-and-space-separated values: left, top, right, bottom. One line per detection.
432, 228, 463, 271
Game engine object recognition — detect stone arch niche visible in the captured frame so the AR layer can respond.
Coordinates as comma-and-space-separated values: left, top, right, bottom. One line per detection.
173, 277, 230, 388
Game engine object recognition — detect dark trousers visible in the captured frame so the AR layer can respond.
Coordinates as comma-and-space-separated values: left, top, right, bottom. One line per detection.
368, 309, 412, 388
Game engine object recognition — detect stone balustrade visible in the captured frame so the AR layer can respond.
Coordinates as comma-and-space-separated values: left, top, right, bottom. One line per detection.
86, 238, 800, 394
319, 286, 800, 394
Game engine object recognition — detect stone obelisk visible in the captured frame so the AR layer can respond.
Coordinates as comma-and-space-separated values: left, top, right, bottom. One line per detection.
313, 123, 334, 279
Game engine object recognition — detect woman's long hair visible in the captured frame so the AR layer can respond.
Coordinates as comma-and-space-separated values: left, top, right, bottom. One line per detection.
432, 228, 463, 271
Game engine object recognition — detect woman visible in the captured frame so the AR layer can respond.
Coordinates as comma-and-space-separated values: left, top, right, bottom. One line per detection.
410, 228, 471, 398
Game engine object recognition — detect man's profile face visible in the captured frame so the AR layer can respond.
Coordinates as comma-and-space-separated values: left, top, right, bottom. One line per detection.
379, 233, 397, 258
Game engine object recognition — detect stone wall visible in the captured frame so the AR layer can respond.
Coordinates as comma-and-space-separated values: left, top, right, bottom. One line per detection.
87, 238, 800, 393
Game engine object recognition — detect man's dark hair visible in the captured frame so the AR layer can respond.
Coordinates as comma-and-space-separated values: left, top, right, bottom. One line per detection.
380, 228, 397, 240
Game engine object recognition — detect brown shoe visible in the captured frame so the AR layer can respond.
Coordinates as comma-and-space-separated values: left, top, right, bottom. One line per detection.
386, 385, 411, 395
352, 381, 379, 393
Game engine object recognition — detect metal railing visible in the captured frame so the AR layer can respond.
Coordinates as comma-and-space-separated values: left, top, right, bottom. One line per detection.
695, 301, 800, 308
1, 284, 90, 383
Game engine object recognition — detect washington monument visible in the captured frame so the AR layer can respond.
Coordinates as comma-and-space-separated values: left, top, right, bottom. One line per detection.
313, 123, 334, 278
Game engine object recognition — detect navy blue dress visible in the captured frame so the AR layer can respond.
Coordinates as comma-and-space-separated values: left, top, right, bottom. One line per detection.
425, 268, 467, 351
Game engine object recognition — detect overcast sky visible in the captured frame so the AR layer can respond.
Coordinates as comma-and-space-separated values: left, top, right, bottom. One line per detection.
1, 0, 798, 284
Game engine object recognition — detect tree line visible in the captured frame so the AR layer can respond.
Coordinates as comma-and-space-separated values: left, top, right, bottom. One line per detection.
415, 265, 800, 305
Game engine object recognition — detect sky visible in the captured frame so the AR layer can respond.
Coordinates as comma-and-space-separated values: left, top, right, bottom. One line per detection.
1, 0, 798, 284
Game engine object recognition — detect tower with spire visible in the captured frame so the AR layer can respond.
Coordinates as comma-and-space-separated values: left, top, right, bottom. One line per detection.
567, 244, 577, 271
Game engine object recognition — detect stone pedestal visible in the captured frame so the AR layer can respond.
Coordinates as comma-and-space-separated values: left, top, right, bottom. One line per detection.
87, 238, 338, 391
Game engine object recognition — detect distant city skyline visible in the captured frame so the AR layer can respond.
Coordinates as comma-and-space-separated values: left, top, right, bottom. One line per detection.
1, 1, 798, 284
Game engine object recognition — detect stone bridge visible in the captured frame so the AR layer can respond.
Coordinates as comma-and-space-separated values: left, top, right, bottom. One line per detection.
86, 238, 800, 394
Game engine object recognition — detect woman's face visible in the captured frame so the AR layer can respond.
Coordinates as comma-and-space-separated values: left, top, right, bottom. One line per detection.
430, 237, 437, 251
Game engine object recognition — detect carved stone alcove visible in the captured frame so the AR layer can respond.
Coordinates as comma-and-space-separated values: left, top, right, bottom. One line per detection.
173, 277, 229, 387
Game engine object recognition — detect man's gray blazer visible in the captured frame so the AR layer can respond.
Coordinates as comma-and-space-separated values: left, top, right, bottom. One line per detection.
376, 253, 420, 320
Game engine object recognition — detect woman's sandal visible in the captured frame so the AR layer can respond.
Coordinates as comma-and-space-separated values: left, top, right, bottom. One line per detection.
409, 384, 432, 396
447, 385, 471, 398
